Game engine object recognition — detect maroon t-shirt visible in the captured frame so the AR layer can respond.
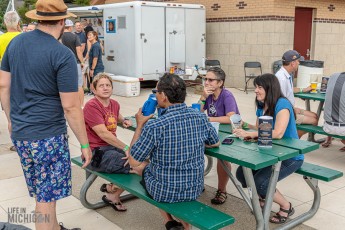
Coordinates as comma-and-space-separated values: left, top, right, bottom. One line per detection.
84, 97, 120, 150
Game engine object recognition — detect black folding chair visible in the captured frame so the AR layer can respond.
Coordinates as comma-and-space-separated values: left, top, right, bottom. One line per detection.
244, 61, 262, 94
205, 60, 221, 69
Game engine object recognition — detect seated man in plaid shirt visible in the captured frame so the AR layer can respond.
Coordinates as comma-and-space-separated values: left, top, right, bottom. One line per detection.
129, 74, 220, 230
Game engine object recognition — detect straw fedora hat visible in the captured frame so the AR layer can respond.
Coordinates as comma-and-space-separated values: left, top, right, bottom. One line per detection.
25, 0, 76, 21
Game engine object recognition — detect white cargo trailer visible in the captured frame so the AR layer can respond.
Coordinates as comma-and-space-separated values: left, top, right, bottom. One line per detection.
68, 1, 206, 81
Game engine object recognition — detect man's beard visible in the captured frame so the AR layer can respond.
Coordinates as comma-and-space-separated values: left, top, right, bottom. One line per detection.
57, 26, 65, 40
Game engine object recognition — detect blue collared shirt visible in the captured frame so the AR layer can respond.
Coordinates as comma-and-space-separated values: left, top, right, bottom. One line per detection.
131, 103, 219, 203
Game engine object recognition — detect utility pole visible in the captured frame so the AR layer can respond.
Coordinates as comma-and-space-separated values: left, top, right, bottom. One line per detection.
6, 0, 16, 12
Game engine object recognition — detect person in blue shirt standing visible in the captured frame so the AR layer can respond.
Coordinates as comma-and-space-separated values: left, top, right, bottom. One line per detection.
87, 31, 104, 93
129, 74, 220, 230
233, 73, 304, 224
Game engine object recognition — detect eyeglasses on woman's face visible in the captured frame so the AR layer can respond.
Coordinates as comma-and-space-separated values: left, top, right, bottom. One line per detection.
203, 77, 220, 83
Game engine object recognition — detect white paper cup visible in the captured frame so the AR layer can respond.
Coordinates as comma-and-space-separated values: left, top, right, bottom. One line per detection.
230, 114, 242, 131
210, 122, 220, 134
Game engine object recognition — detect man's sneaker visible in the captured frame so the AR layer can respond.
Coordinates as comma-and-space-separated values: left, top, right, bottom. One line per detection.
59, 222, 81, 230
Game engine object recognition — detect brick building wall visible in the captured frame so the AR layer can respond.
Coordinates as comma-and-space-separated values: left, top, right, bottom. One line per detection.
102, 0, 345, 88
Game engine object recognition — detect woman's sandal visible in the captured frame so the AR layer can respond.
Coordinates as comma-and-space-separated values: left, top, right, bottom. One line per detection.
322, 138, 332, 148
269, 202, 295, 224
100, 183, 118, 194
102, 195, 127, 212
339, 146, 345, 152
211, 190, 227, 205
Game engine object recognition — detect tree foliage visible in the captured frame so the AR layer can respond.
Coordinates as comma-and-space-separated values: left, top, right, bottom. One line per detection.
0, 0, 9, 31
0, 0, 91, 32
17, 0, 36, 25
73, 0, 90, 6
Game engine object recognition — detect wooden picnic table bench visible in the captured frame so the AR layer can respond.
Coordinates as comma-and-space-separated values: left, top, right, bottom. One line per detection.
71, 157, 235, 230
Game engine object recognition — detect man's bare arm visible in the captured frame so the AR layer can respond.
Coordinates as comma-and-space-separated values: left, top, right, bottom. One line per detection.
0, 70, 11, 132
60, 92, 91, 168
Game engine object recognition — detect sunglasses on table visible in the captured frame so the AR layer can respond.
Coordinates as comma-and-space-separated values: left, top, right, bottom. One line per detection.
243, 136, 258, 143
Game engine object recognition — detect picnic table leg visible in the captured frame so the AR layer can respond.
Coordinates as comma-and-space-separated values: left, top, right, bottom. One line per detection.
204, 156, 213, 176
219, 160, 253, 211
80, 172, 137, 209
80, 173, 108, 209
262, 162, 281, 230
242, 167, 264, 230
276, 177, 320, 230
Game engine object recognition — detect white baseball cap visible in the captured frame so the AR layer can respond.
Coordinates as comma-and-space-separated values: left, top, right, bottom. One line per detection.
65, 19, 74, 27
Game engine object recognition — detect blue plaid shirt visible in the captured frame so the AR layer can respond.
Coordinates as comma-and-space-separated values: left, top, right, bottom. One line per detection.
131, 103, 219, 203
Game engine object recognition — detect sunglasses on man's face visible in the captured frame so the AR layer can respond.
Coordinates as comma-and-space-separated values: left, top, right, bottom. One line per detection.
243, 136, 258, 143
152, 89, 159, 94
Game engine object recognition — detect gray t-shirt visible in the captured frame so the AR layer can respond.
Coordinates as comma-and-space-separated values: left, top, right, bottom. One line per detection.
61, 32, 81, 63
324, 72, 345, 124
1, 30, 78, 141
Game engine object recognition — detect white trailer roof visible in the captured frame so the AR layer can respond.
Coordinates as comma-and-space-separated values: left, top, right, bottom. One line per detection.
68, 1, 204, 13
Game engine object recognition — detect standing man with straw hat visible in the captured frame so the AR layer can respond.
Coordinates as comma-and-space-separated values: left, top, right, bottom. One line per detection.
0, 0, 92, 230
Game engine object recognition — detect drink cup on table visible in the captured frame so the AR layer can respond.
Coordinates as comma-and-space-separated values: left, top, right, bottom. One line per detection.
258, 116, 273, 148
230, 114, 242, 132
310, 82, 318, 93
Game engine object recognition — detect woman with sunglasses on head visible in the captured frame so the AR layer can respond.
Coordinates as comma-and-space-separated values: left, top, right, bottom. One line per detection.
198, 67, 240, 205
233, 73, 304, 224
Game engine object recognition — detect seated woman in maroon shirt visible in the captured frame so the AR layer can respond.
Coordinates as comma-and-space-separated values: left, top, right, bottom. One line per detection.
83, 73, 133, 212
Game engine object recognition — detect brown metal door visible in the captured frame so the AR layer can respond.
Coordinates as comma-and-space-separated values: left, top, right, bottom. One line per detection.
293, 8, 313, 60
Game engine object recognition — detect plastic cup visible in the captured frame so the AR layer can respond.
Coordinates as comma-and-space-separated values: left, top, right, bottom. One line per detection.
210, 122, 220, 134
310, 82, 318, 93
230, 114, 242, 131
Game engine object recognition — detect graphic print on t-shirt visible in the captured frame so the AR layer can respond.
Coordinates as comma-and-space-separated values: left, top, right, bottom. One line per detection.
105, 112, 117, 134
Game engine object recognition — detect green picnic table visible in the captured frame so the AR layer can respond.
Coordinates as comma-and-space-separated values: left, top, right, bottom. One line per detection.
294, 92, 325, 142
122, 116, 325, 229
208, 131, 319, 230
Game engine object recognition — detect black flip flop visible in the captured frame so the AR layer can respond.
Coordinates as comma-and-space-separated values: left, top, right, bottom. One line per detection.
165, 220, 183, 230
102, 195, 127, 212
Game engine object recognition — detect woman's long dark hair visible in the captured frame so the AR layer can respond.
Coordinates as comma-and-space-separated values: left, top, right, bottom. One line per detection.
253, 73, 284, 117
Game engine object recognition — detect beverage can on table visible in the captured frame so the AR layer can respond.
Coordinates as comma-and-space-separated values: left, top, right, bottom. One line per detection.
258, 116, 273, 148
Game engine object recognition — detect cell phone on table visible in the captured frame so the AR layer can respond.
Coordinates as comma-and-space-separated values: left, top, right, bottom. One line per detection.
222, 137, 234, 145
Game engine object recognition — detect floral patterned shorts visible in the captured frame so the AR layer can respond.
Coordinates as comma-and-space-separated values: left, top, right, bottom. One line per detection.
13, 134, 72, 202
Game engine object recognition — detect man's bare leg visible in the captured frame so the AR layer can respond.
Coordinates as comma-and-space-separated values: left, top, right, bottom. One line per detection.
35, 200, 59, 230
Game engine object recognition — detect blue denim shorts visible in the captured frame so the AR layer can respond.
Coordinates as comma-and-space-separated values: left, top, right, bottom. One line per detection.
13, 134, 72, 202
